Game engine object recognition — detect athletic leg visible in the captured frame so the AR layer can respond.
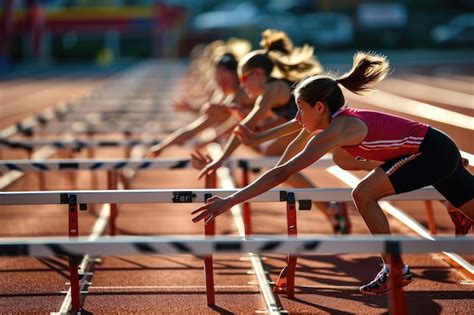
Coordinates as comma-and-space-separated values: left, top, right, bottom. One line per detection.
352, 167, 412, 294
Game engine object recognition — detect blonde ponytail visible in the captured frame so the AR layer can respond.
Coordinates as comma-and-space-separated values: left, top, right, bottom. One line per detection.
260, 29, 293, 55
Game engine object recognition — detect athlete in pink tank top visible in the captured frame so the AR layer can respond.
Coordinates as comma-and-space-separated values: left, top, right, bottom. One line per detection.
333, 107, 429, 162
191, 52, 474, 297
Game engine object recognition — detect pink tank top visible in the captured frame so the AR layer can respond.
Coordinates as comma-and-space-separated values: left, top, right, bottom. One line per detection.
333, 108, 429, 162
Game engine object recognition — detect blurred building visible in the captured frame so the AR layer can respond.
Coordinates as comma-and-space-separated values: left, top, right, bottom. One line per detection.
0, 0, 473, 68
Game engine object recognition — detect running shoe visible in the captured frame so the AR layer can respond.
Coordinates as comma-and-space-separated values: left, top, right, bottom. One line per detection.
330, 202, 352, 235
443, 201, 472, 236
448, 208, 472, 236
359, 266, 412, 295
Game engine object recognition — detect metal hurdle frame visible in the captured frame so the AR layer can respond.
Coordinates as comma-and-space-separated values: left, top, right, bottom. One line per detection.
231, 153, 473, 244
0, 156, 453, 304
0, 234, 473, 315
0, 187, 445, 312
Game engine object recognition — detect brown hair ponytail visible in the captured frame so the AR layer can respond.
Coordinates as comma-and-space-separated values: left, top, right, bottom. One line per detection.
294, 51, 391, 114
238, 29, 322, 80
337, 52, 391, 95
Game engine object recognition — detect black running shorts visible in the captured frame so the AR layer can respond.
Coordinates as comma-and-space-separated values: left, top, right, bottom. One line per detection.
380, 127, 474, 208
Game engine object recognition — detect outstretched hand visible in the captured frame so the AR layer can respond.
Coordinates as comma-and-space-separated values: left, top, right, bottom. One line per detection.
190, 150, 212, 170
233, 124, 257, 147
198, 159, 223, 180
191, 150, 223, 179
191, 196, 233, 224
146, 145, 162, 158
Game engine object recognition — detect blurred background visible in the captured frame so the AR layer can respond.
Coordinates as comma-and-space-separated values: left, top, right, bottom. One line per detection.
0, 0, 473, 72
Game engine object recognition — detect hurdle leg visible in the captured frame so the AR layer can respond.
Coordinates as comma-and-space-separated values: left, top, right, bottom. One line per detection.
119, 170, 131, 190
31, 125, 47, 190
274, 192, 298, 298
67, 194, 81, 312
204, 171, 216, 305
424, 201, 437, 235
24, 148, 34, 190
240, 162, 252, 235
107, 170, 118, 236
124, 130, 132, 158
64, 149, 77, 189
387, 241, 407, 315
87, 132, 99, 192
37, 171, 46, 190
85, 132, 98, 212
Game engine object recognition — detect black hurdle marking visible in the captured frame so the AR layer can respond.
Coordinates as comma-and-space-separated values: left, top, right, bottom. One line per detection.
5, 163, 21, 171
59, 163, 80, 170
170, 160, 190, 169
134, 243, 158, 253
0, 244, 29, 256
139, 161, 152, 169
32, 163, 48, 171
171, 242, 192, 253
215, 242, 242, 252
301, 241, 320, 250
172, 191, 195, 203
90, 162, 104, 170
113, 162, 127, 169
259, 241, 282, 251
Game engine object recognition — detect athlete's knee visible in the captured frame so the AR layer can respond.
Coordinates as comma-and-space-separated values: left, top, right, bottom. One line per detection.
352, 183, 376, 209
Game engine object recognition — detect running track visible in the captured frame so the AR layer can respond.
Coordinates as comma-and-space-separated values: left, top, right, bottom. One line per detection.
0, 59, 472, 314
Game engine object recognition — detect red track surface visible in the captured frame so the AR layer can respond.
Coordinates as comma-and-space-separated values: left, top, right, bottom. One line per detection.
0, 62, 472, 314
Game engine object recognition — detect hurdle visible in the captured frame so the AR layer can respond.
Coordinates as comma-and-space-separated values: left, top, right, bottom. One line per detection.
1, 235, 472, 259
24, 121, 182, 135
0, 187, 445, 310
0, 154, 333, 236
0, 103, 71, 140
0, 234, 472, 315
0, 154, 452, 241
0, 138, 162, 151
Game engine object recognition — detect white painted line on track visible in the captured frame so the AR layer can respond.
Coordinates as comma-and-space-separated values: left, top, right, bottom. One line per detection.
207, 142, 285, 315
349, 90, 473, 129
56, 204, 111, 314
87, 285, 258, 290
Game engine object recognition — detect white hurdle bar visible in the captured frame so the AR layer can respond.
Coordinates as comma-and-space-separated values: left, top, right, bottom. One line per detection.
0, 235, 472, 257
0, 139, 162, 150
0, 187, 444, 205
28, 122, 181, 134
0, 104, 70, 139
0, 155, 334, 172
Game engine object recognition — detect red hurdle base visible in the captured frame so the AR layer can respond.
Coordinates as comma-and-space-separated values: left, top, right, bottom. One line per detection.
274, 192, 298, 298
68, 194, 81, 311
204, 171, 217, 305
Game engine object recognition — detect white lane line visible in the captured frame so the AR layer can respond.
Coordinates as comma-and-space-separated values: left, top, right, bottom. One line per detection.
88, 285, 258, 290
348, 90, 473, 130
207, 143, 285, 315
383, 78, 474, 109
56, 204, 111, 314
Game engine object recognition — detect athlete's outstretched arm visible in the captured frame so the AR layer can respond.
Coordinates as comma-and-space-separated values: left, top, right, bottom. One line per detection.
276, 127, 314, 165
234, 119, 302, 147
197, 81, 290, 179
191, 117, 366, 223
